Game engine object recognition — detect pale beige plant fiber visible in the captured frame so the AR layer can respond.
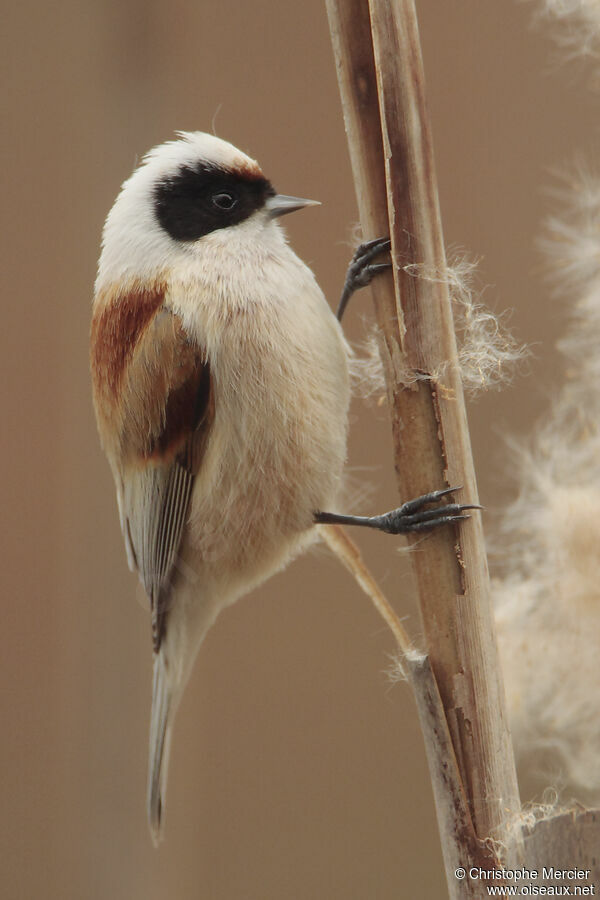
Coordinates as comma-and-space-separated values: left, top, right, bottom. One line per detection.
494, 167, 600, 800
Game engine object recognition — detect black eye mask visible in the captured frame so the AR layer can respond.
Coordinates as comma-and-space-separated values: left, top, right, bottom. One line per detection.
154, 162, 275, 242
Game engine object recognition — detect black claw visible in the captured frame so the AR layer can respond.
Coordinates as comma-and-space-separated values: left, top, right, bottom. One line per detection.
401, 503, 464, 524
373, 497, 473, 535
352, 237, 392, 263
398, 485, 462, 516
405, 514, 471, 534
337, 236, 392, 321
350, 262, 392, 293
354, 262, 393, 289
375, 505, 475, 535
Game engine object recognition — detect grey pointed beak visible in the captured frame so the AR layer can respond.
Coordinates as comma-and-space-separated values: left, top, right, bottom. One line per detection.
265, 194, 321, 219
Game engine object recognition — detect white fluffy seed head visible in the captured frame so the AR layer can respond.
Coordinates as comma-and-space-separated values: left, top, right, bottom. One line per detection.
532, 0, 600, 58
494, 167, 600, 803
348, 252, 528, 400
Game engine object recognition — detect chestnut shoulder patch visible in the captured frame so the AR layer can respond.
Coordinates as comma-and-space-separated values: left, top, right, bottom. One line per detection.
91, 282, 166, 399
91, 284, 213, 470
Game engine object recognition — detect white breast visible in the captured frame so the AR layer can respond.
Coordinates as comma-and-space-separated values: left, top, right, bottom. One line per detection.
168, 215, 351, 594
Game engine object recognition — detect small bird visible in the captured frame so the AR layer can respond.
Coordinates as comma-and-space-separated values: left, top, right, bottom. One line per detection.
91, 131, 471, 843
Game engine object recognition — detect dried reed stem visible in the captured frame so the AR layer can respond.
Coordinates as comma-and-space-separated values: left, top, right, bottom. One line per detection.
326, 0, 521, 865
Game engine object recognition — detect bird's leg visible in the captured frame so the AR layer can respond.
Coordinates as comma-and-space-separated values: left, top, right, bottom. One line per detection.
314, 487, 480, 535
336, 237, 392, 322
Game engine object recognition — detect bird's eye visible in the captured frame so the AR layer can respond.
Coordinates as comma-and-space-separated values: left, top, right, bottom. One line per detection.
212, 192, 237, 210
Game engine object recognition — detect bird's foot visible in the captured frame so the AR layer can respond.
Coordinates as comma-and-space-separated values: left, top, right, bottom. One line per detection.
315, 486, 481, 535
337, 237, 392, 321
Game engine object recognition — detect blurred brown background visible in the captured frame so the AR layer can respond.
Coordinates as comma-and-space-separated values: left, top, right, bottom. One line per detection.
2, 2, 595, 897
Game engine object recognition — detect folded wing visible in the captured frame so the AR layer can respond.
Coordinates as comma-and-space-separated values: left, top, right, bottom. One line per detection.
91, 290, 213, 651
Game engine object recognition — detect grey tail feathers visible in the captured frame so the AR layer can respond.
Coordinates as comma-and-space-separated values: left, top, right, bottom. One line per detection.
147, 651, 173, 847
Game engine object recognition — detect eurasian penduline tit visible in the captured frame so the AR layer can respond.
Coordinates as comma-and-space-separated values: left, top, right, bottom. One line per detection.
90, 131, 473, 844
